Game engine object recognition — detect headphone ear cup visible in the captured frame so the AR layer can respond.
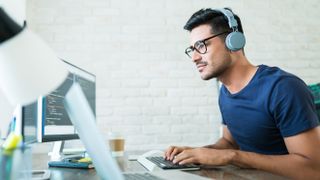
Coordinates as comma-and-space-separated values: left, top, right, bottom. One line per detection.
225, 32, 246, 51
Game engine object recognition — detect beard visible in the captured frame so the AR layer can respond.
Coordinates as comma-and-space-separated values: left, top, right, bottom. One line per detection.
200, 57, 231, 80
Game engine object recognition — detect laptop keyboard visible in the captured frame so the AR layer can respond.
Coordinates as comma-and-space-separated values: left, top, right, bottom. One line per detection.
124, 173, 164, 180
146, 156, 199, 170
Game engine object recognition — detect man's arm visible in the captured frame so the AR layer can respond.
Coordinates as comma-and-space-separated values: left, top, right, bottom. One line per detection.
230, 126, 320, 179
174, 127, 320, 179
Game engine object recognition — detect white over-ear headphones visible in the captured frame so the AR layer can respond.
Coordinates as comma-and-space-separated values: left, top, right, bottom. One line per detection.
214, 8, 246, 51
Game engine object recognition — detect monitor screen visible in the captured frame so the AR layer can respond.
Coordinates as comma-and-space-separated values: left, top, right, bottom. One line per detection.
22, 60, 96, 143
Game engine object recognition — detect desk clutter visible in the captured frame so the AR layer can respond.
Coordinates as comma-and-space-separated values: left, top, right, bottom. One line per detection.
48, 157, 94, 169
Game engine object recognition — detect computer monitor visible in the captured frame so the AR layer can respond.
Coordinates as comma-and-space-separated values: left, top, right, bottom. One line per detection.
21, 59, 96, 160
21, 101, 37, 144
11, 101, 38, 145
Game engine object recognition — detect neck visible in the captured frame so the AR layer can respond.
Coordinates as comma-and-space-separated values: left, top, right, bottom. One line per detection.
218, 53, 257, 94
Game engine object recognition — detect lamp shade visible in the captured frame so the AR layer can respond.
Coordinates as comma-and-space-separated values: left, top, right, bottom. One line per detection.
0, 28, 68, 105
0, 6, 68, 137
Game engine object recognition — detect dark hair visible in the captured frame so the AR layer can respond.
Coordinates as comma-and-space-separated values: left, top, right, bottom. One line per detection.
184, 8, 244, 39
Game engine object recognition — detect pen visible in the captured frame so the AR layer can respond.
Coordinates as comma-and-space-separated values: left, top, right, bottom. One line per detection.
6, 117, 16, 137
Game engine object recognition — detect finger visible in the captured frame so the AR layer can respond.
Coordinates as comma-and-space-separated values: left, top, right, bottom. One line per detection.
164, 146, 175, 160
179, 157, 196, 165
170, 148, 179, 161
164, 147, 172, 159
172, 151, 189, 164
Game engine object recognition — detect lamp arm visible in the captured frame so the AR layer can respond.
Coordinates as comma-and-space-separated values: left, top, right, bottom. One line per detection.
63, 83, 124, 180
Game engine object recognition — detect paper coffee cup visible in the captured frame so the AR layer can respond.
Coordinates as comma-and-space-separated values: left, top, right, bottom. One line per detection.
108, 132, 125, 157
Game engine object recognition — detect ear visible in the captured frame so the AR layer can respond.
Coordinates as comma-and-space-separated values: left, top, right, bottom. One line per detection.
229, 49, 244, 57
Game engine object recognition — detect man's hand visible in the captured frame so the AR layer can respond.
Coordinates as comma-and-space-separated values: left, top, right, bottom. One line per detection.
172, 147, 235, 166
164, 146, 193, 161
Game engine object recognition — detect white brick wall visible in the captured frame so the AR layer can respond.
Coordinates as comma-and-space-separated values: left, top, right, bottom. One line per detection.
26, 0, 320, 152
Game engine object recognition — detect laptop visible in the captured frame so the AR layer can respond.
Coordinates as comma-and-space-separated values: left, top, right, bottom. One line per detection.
63, 84, 210, 180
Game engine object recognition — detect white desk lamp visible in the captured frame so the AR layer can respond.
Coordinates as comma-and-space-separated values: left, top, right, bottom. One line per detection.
0, 7, 123, 180
0, 7, 68, 137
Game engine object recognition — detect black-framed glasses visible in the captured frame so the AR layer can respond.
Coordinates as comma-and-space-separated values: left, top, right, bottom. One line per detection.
184, 31, 229, 58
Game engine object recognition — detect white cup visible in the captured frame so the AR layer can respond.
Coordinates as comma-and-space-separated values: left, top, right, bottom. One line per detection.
108, 132, 125, 157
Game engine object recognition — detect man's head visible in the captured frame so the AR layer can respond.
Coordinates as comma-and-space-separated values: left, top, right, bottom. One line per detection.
184, 8, 245, 80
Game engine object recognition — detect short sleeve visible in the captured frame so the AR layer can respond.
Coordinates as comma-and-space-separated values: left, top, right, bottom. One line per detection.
269, 77, 319, 137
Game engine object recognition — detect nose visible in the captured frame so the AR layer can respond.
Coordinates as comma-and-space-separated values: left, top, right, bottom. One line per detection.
191, 51, 201, 63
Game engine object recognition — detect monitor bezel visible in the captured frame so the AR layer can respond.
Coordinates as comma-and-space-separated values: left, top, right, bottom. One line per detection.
21, 104, 38, 144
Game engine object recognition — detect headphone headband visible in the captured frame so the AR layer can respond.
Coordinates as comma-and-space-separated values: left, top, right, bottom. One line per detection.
210, 8, 245, 51
217, 8, 238, 31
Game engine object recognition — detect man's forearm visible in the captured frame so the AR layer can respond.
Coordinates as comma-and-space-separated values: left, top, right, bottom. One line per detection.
203, 137, 238, 150
229, 150, 320, 179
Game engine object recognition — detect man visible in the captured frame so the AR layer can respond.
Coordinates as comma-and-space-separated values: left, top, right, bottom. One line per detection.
165, 8, 320, 179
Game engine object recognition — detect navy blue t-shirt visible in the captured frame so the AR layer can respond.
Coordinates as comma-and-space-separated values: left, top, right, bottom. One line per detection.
219, 65, 319, 155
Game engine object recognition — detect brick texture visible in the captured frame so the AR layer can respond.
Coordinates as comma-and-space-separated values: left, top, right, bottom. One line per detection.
26, 0, 320, 152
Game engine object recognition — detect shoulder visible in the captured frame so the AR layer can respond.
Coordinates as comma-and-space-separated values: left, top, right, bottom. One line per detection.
262, 67, 318, 137
260, 66, 314, 115
257, 65, 308, 94
272, 72, 309, 98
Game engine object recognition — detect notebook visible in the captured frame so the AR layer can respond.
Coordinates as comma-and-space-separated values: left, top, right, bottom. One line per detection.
63, 84, 210, 180
48, 157, 94, 169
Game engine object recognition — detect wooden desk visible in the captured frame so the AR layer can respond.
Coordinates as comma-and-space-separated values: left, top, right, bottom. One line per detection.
32, 152, 288, 180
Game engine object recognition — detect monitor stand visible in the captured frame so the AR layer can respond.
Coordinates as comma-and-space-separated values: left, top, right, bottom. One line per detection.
47, 141, 89, 169
48, 141, 85, 161
31, 170, 51, 180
